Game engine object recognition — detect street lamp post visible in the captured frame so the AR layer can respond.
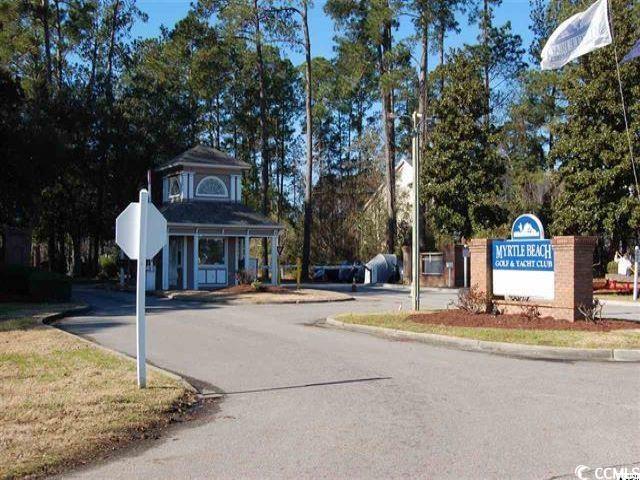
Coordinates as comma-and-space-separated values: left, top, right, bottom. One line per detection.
411, 112, 422, 312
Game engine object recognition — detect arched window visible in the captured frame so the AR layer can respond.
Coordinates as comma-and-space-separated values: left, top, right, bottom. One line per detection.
196, 176, 228, 197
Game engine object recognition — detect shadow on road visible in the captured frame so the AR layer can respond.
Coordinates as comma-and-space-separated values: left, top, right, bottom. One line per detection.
219, 376, 392, 395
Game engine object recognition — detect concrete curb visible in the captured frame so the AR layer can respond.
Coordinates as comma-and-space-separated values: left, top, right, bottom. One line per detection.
377, 284, 460, 293
325, 316, 640, 362
598, 298, 640, 308
41, 306, 198, 394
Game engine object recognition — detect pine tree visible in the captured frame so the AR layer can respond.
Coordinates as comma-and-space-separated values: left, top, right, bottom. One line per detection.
422, 50, 507, 241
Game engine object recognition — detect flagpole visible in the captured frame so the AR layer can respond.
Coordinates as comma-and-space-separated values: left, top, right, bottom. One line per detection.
608, 0, 640, 199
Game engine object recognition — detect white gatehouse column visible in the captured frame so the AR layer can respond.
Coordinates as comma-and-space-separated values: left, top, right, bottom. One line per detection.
234, 238, 239, 285
244, 233, 251, 277
182, 236, 188, 290
271, 234, 279, 285
161, 234, 169, 290
193, 233, 199, 290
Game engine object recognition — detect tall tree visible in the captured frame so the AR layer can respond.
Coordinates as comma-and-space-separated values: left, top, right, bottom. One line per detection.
326, 0, 405, 254
299, 0, 314, 281
422, 50, 507, 240
549, 0, 640, 250
270, 0, 315, 280
212, 0, 296, 275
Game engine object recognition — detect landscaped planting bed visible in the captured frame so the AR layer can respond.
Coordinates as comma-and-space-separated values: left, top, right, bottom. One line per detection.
406, 310, 639, 332
336, 311, 640, 349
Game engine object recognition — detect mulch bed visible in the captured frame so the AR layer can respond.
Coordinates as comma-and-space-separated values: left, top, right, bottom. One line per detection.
406, 310, 640, 332
215, 284, 291, 295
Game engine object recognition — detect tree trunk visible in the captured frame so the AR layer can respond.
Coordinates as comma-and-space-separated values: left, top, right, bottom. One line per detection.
47, 233, 56, 272
105, 0, 121, 105
40, 0, 53, 89
482, 0, 490, 125
418, 17, 430, 250
72, 234, 82, 277
87, 13, 99, 103
301, 0, 314, 281
54, 0, 64, 90
380, 18, 396, 254
418, 19, 429, 144
254, 0, 270, 278
438, 20, 445, 93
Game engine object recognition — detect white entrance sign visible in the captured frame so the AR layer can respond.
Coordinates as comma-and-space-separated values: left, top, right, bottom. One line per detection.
492, 214, 554, 300
115, 189, 167, 388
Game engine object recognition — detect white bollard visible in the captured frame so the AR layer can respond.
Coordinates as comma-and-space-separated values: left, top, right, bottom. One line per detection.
463, 254, 469, 289
634, 246, 639, 302
136, 189, 148, 388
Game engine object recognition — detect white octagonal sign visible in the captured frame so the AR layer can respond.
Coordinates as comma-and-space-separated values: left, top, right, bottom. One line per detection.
116, 201, 167, 260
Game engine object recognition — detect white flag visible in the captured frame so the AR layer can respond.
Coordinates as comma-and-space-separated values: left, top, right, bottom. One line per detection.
622, 38, 640, 64
540, 0, 612, 70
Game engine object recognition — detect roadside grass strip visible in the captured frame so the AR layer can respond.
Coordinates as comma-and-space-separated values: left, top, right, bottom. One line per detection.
0, 310, 194, 479
335, 312, 640, 350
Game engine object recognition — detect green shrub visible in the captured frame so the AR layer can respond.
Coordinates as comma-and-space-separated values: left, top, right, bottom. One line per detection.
28, 271, 71, 301
0, 264, 32, 295
607, 260, 618, 274
0, 265, 71, 301
251, 280, 265, 292
98, 254, 119, 279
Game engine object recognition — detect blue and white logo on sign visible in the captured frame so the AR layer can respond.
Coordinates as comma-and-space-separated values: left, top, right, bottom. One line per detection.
511, 214, 545, 240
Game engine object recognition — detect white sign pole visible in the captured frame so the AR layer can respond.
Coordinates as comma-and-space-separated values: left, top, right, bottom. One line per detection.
116, 188, 166, 389
463, 250, 469, 289
136, 189, 149, 388
634, 246, 639, 302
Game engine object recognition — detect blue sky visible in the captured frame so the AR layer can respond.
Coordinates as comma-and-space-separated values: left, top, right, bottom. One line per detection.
131, 0, 536, 67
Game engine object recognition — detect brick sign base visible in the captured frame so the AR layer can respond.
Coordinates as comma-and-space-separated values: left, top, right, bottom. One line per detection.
470, 236, 596, 321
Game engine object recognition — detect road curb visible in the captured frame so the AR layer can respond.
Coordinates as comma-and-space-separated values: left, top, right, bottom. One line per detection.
40, 304, 93, 323
598, 298, 640, 308
325, 316, 640, 362
162, 293, 355, 305
42, 306, 199, 394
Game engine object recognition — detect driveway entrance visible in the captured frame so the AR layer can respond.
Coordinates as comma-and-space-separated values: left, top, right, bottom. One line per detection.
59, 286, 640, 479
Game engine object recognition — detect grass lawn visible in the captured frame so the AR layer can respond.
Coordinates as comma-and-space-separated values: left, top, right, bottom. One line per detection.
0, 308, 195, 479
336, 312, 640, 350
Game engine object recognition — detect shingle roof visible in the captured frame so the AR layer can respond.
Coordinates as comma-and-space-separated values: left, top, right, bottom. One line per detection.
158, 145, 251, 170
160, 201, 283, 229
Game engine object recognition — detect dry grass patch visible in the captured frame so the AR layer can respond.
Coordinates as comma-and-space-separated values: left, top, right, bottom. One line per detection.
0, 313, 194, 479
336, 312, 640, 349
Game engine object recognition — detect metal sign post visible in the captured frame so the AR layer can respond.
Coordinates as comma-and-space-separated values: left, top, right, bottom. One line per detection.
411, 111, 421, 312
136, 190, 148, 388
116, 189, 167, 388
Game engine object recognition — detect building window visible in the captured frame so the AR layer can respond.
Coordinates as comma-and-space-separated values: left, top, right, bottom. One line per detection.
196, 176, 228, 197
169, 177, 181, 197
422, 253, 444, 275
199, 238, 225, 265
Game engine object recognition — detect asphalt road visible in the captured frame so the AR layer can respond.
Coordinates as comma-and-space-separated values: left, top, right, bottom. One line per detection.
58, 286, 640, 480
